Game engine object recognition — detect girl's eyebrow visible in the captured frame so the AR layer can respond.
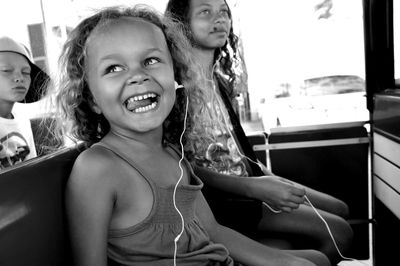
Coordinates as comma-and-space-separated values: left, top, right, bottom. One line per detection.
98, 48, 165, 62
193, 2, 211, 9
194, 3, 229, 9
98, 53, 123, 62
144, 47, 166, 53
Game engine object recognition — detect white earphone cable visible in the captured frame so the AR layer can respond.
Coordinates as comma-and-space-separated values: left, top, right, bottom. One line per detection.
173, 95, 189, 266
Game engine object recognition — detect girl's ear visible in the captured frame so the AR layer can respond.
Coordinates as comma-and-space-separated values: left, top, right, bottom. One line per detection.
174, 81, 183, 90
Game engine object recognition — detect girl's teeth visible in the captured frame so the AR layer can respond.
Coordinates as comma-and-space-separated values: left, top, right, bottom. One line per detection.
131, 93, 156, 102
125, 93, 158, 113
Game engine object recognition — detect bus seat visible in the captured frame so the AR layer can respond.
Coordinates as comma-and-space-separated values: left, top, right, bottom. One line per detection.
0, 144, 85, 266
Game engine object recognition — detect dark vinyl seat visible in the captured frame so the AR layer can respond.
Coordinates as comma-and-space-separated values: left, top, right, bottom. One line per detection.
0, 144, 84, 266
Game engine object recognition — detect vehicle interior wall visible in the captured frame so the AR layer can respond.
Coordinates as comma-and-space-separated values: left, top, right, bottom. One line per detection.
364, 0, 400, 265
371, 94, 400, 266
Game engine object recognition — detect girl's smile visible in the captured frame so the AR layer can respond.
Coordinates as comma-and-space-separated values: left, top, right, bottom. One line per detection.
210, 29, 228, 39
210, 25, 228, 34
124, 92, 159, 113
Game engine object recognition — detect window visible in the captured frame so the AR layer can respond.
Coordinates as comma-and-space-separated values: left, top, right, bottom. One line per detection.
28, 23, 48, 73
236, 0, 368, 132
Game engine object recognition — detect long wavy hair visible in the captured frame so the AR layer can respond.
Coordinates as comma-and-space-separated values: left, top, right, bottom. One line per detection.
52, 5, 211, 147
165, 0, 246, 163
165, 0, 240, 98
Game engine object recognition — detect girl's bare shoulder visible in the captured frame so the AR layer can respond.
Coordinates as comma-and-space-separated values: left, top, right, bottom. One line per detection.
68, 145, 125, 187
68, 144, 148, 194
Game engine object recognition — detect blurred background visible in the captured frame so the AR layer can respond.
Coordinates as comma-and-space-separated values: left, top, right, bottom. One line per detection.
1, 0, 373, 133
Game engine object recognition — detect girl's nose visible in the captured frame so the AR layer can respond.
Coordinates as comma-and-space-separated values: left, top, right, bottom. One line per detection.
214, 12, 229, 24
14, 72, 25, 83
126, 71, 150, 85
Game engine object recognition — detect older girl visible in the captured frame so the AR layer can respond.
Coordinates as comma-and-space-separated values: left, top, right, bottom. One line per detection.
166, 0, 352, 265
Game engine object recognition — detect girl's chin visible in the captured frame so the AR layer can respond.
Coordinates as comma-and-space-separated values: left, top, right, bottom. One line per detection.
210, 39, 228, 49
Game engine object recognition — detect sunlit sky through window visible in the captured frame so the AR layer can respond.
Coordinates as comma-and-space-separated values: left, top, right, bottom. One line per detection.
1, 0, 366, 117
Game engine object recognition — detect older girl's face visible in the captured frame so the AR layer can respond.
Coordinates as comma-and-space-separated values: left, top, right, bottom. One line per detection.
188, 0, 231, 50
85, 17, 176, 137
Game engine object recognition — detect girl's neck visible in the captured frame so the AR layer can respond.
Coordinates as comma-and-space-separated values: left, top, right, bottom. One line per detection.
0, 102, 14, 119
105, 127, 164, 151
193, 47, 216, 79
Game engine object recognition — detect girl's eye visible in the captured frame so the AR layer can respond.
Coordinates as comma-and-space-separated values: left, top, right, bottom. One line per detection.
220, 9, 229, 15
144, 58, 160, 67
105, 65, 123, 74
199, 9, 210, 15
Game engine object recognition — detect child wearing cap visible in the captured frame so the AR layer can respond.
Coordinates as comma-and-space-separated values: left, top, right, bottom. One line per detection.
0, 36, 42, 169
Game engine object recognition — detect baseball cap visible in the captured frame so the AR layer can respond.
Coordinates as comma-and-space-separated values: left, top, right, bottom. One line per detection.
0, 36, 49, 103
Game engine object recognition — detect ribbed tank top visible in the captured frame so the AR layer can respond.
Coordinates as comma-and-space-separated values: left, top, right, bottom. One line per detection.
93, 142, 234, 266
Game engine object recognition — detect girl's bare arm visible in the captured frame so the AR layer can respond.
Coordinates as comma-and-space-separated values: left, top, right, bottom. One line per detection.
194, 166, 305, 212
66, 150, 115, 266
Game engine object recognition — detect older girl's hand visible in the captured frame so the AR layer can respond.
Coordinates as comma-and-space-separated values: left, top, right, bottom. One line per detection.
249, 175, 306, 213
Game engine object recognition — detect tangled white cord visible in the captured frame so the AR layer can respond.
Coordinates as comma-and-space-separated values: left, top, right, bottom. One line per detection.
172, 96, 189, 266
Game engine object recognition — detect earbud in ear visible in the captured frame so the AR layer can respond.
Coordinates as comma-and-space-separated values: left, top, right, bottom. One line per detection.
174, 81, 183, 90
92, 105, 102, 114
90, 97, 102, 114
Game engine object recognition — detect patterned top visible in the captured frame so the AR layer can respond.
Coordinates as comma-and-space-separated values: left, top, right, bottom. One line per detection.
0, 112, 37, 170
193, 79, 250, 177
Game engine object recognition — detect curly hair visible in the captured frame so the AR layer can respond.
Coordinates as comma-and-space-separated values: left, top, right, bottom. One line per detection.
164, 0, 246, 162
165, 0, 240, 98
52, 5, 212, 147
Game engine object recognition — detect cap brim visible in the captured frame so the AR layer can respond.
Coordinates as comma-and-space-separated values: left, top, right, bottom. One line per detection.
20, 63, 50, 103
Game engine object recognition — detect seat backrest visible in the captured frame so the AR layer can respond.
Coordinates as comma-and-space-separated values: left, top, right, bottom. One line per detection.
0, 144, 84, 266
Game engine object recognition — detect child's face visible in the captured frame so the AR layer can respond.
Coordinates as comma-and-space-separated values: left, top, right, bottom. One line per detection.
188, 0, 231, 50
85, 17, 176, 136
0, 52, 31, 105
